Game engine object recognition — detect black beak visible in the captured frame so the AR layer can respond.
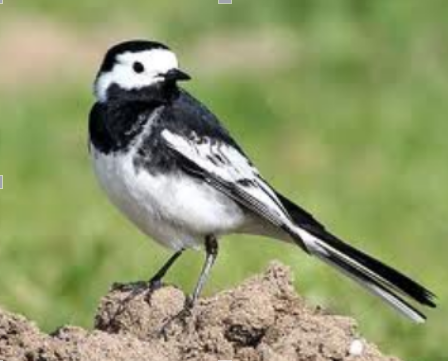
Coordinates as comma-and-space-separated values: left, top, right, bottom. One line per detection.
164, 68, 191, 82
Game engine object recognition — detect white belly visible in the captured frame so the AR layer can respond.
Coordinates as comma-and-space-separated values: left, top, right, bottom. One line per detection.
91, 146, 246, 250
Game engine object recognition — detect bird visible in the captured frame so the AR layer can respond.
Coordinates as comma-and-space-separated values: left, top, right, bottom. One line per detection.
88, 40, 436, 323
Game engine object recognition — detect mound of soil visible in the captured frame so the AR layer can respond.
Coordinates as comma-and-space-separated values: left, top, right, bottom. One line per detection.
0, 262, 401, 361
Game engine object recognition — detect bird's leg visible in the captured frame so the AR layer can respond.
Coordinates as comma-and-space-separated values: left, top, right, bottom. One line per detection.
160, 236, 218, 336
148, 249, 184, 290
188, 235, 218, 307
116, 249, 184, 314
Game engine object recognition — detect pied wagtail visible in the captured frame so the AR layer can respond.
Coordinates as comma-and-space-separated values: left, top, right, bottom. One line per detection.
89, 40, 436, 322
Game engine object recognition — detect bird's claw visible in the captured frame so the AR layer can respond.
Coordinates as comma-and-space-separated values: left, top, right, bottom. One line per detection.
113, 278, 164, 319
159, 296, 194, 339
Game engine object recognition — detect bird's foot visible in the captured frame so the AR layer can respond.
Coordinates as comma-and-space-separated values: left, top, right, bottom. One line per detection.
159, 296, 194, 339
143, 278, 165, 304
113, 278, 164, 318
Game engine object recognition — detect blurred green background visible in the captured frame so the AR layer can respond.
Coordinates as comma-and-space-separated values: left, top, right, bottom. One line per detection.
0, 0, 446, 359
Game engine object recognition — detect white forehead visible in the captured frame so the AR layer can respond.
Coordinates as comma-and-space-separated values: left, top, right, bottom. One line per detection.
117, 49, 179, 72
94, 49, 179, 102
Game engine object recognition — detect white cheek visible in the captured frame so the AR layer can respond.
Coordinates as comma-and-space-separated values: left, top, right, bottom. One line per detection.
94, 66, 158, 102
115, 65, 158, 89
94, 49, 179, 102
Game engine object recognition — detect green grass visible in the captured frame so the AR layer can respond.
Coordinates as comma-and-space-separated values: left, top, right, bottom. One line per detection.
1, 1, 447, 360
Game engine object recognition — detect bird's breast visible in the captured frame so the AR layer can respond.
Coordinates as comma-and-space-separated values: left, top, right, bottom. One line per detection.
90, 145, 247, 249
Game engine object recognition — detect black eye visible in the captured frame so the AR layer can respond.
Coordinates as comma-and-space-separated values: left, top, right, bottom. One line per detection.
133, 62, 145, 73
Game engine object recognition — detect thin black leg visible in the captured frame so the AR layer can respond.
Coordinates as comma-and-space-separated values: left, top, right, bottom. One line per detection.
114, 249, 184, 317
149, 249, 184, 287
159, 236, 219, 336
189, 235, 218, 306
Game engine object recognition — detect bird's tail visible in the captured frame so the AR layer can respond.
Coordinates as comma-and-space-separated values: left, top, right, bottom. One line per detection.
288, 224, 436, 323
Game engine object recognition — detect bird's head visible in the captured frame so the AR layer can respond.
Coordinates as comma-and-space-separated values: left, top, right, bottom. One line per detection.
94, 40, 191, 103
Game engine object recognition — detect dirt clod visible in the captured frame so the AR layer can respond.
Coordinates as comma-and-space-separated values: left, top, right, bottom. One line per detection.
0, 262, 401, 361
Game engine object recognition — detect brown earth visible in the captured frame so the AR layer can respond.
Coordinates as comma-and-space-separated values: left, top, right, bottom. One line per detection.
0, 262, 401, 361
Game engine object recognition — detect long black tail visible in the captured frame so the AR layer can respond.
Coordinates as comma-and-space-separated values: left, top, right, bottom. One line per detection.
277, 192, 436, 322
